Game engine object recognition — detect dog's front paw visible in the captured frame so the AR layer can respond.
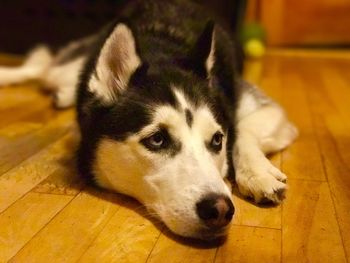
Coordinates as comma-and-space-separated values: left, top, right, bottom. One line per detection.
236, 164, 287, 204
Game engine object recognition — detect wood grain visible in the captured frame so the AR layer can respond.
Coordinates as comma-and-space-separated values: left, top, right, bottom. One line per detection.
147, 233, 217, 263
9, 189, 122, 263
78, 199, 161, 263
1, 51, 350, 262
282, 179, 346, 262
0, 132, 76, 213
0, 110, 74, 175
215, 225, 281, 263
300, 58, 350, 262
0, 193, 73, 262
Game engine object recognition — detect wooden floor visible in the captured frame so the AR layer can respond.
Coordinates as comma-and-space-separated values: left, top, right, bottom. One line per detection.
0, 49, 350, 263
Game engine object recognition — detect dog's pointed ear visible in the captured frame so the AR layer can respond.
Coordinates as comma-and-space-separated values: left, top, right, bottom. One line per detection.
186, 20, 216, 79
89, 23, 141, 104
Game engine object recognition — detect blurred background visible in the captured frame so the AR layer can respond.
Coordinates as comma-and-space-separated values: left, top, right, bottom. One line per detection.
0, 0, 243, 54
0, 0, 349, 55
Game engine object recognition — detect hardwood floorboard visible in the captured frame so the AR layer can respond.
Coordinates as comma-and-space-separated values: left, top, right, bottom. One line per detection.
282, 179, 346, 263
0, 192, 73, 262
215, 225, 281, 263
9, 189, 123, 263
0, 110, 74, 176
0, 50, 349, 262
300, 58, 350, 262
277, 57, 326, 182
0, 132, 76, 213
78, 199, 161, 263
146, 232, 217, 263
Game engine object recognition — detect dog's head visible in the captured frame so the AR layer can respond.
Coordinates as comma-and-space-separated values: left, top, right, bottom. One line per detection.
77, 22, 237, 239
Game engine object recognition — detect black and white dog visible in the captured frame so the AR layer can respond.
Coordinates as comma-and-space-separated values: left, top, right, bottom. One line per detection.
0, 0, 297, 240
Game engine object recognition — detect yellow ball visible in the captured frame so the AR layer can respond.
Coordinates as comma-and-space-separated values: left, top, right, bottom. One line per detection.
244, 39, 266, 58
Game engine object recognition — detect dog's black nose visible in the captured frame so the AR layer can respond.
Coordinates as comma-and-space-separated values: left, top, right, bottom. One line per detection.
196, 194, 234, 229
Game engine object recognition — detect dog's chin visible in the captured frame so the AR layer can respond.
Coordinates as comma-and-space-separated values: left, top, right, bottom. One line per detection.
195, 226, 230, 241
170, 224, 230, 241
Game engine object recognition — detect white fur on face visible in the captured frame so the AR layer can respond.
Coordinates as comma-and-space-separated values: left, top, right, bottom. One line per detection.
93, 89, 232, 238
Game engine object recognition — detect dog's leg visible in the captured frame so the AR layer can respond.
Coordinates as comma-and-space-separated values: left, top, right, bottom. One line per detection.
0, 36, 92, 108
234, 103, 298, 203
44, 57, 86, 108
0, 46, 53, 86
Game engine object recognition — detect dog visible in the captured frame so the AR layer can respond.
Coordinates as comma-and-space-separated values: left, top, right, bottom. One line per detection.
0, 0, 298, 240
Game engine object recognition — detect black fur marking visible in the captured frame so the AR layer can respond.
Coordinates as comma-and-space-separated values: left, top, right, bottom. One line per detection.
185, 109, 193, 127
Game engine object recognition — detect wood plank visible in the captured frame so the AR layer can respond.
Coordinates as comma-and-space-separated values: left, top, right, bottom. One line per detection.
32, 133, 83, 196
319, 64, 350, 166
314, 115, 350, 262
324, 115, 350, 170
32, 164, 84, 196
300, 59, 350, 262
0, 132, 77, 213
78, 199, 161, 263
0, 192, 73, 262
0, 122, 44, 139
0, 85, 44, 110
0, 51, 349, 262
277, 57, 325, 181
0, 110, 74, 175
232, 195, 281, 230
321, 63, 350, 118
9, 189, 122, 263
215, 225, 281, 263
147, 232, 216, 263
282, 179, 346, 263
147, 227, 217, 263
0, 95, 53, 129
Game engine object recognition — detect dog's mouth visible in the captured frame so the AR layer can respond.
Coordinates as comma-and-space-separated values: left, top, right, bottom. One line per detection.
195, 225, 231, 241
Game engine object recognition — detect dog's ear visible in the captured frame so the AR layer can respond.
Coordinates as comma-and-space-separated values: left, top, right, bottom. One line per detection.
186, 20, 216, 79
184, 21, 236, 99
89, 23, 141, 104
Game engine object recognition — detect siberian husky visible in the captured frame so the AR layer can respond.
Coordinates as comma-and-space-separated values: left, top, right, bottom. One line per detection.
0, 0, 298, 240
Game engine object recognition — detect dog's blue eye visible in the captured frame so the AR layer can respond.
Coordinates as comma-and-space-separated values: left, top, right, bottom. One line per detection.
141, 131, 168, 151
210, 132, 223, 152
149, 132, 164, 147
